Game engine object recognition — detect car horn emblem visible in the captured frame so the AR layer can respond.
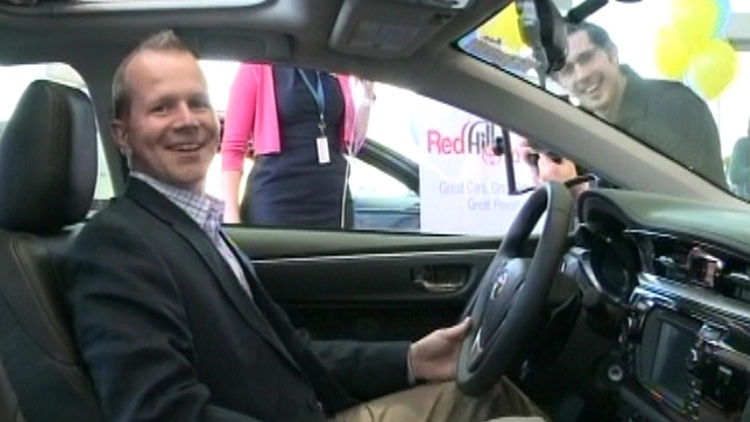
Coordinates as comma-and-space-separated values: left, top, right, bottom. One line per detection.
491, 271, 508, 299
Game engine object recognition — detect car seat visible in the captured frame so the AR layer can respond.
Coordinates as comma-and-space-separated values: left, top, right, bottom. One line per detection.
0, 79, 104, 422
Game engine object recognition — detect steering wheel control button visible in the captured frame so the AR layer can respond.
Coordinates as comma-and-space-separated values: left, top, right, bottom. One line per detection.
490, 271, 508, 299
687, 348, 701, 371
468, 327, 485, 371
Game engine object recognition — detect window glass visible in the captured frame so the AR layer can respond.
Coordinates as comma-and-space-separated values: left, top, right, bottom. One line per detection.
459, 1, 750, 201
348, 159, 420, 232
204, 60, 537, 235
0, 63, 113, 204
368, 85, 536, 235
713, 52, 750, 199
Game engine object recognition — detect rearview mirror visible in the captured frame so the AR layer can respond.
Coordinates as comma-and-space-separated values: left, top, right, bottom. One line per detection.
516, 0, 568, 74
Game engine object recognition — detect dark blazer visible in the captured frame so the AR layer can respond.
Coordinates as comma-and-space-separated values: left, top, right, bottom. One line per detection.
63, 178, 411, 422
615, 65, 727, 189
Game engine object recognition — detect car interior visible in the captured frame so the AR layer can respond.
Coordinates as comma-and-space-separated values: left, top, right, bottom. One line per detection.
1, 0, 750, 422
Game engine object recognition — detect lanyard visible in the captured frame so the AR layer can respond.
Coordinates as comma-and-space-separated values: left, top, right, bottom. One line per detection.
297, 69, 326, 130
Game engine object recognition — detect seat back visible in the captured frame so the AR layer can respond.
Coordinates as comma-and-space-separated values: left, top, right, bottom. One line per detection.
0, 80, 104, 422
0, 356, 26, 422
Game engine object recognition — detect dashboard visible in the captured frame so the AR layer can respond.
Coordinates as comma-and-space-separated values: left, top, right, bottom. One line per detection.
570, 189, 750, 422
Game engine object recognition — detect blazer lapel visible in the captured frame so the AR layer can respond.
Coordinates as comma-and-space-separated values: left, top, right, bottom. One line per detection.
221, 233, 278, 315
221, 234, 311, 370
125, 180, 303, 374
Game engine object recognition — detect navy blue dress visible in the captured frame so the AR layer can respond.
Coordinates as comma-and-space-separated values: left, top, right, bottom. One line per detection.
242, 67, 353, 229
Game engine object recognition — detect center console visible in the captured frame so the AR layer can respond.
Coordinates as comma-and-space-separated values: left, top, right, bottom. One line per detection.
622, 279, 750, 421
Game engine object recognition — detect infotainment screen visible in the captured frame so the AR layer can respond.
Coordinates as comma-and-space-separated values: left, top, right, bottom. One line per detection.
649, 322, 696, 409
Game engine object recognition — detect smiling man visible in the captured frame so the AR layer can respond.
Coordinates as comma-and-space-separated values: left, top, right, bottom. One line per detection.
64, 30, 546, 422
111, 36, 220, 191
550, 21, 727, 189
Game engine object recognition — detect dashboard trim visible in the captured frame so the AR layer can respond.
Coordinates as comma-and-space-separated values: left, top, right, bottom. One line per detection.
636, 273, 750, 327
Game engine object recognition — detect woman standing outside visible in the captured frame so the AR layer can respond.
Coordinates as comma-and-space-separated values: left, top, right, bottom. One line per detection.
220, 63, 375, 228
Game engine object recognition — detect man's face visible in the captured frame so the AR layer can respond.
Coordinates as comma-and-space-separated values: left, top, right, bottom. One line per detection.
112, 50, 219, 193
555, 30, 621, 115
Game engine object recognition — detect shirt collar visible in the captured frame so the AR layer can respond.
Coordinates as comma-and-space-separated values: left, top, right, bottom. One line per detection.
130, 172, 225, 232
614, 65, 647, 125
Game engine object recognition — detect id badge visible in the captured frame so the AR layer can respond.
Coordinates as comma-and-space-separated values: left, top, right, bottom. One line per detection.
316, 136, 331, 164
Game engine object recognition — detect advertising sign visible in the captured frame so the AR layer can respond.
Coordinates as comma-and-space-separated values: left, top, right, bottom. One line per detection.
409, 95, 537, 235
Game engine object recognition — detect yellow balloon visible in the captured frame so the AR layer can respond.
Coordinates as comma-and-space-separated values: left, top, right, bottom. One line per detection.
654, 26, 691, 79
688, 39, 738, 99
671, 0, 720, 52
477, 6, 526, 52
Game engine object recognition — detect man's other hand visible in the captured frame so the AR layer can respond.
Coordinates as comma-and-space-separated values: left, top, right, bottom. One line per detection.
536, 153, 578, 185
408, 317, 472, 382
515, 138, 578, 184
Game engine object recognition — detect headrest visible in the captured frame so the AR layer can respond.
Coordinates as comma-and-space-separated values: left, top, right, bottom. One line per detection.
0, 80, 98, 234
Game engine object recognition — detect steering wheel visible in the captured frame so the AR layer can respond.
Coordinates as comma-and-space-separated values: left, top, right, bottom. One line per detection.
456, 181, 574, 397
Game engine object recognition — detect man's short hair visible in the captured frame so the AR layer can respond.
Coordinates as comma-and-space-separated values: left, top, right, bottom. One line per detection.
111, 29, 198, 120
566, 21, 616, 52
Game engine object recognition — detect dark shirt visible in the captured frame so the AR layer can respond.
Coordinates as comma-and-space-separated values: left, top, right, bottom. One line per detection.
613, 65, 727, 188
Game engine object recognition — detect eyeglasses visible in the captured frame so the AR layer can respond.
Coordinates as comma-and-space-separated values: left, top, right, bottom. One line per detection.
554, 47, 600, 79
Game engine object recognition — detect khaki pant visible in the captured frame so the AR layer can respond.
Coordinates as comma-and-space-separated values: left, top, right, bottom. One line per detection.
333, 378, 548, 422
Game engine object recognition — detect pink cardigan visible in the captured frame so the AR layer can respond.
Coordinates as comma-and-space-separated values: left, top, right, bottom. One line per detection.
221, 63, 356, 171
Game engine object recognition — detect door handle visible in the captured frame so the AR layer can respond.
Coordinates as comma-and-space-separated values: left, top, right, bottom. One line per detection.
414, 279, 465, 293
412, 265, 468, 294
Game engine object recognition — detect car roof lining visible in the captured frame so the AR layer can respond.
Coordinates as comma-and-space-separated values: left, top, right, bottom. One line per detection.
0, 0, 505, 59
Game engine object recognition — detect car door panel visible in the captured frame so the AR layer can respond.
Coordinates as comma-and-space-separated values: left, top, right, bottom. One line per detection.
226, 227, 538, 342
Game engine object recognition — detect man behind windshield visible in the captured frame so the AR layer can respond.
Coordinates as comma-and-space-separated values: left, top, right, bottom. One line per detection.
537, 21, 726, 189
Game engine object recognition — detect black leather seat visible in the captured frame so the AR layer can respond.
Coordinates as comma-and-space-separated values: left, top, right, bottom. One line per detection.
0, 356, 26, 422
0, 361, 26, 422
0, 80, 104, 422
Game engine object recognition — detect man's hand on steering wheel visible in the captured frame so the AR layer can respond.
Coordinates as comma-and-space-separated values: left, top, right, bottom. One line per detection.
406, 183, 575, 397
408, 317, 472, 382
457, 182, 575, 397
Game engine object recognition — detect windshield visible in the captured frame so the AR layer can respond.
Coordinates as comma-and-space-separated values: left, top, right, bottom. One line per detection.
459, 0, 749, 200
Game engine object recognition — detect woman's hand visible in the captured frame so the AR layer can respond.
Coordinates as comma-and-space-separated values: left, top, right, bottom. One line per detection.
360, 79, 375, 99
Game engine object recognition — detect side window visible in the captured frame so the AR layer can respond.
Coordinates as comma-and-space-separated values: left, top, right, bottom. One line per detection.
347, 158, 420, 232
204, 61, 535, 235
0, 63, 113, 209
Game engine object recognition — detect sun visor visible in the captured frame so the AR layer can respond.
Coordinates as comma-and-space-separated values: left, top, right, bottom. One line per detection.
329, 0, 460, 58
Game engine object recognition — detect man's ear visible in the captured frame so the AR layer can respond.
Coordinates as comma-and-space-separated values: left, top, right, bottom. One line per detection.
607, 45, 619, 64
110, 119, 130, 155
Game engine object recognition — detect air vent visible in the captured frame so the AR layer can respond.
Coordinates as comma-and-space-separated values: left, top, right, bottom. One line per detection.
651, 240, 692, 282
634, 231, 750, 306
